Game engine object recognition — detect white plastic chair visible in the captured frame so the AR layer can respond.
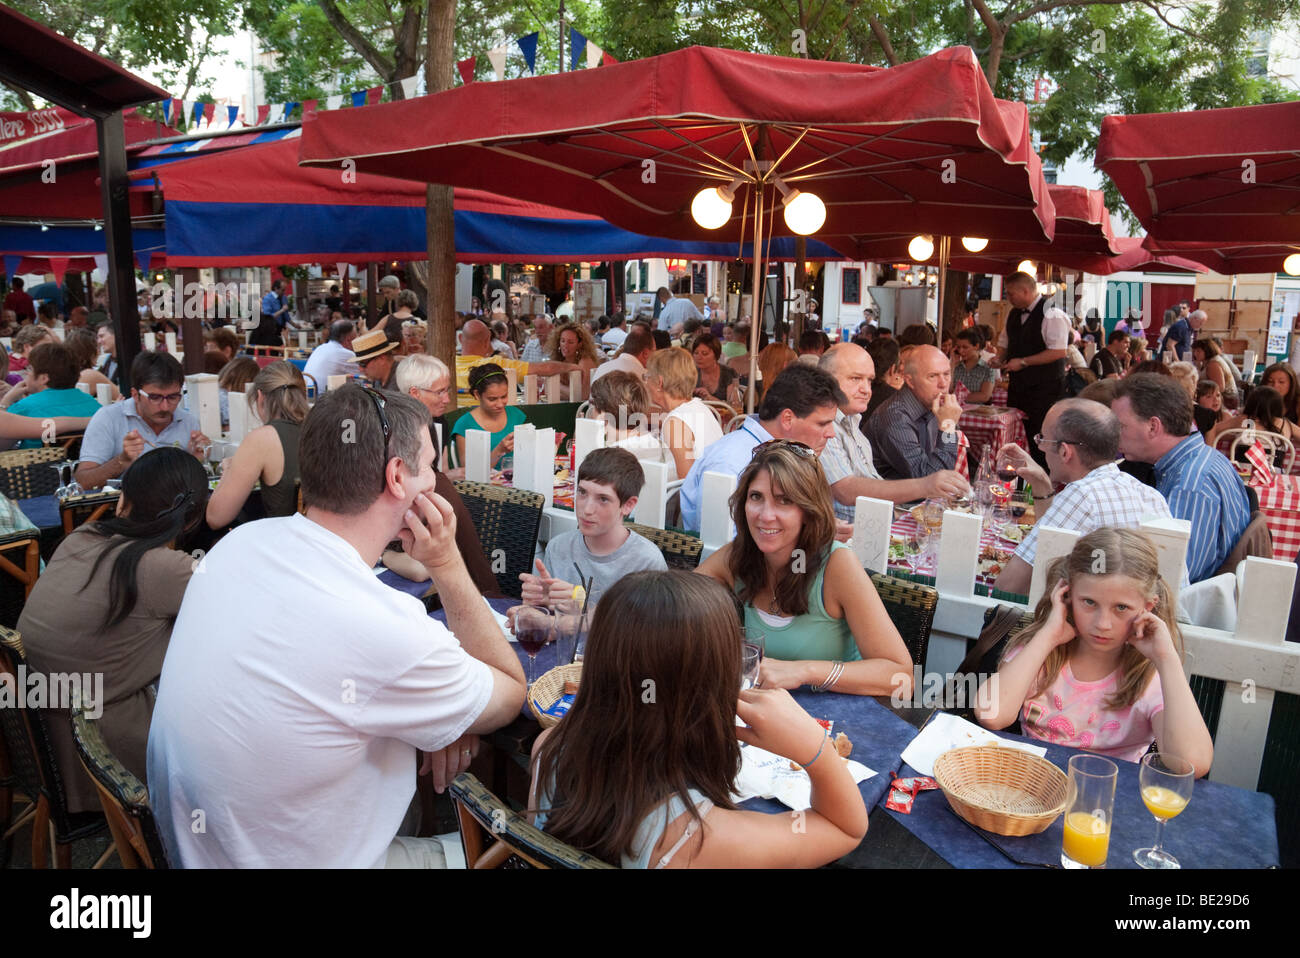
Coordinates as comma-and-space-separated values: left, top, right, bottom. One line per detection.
1215, 424, 1297, 476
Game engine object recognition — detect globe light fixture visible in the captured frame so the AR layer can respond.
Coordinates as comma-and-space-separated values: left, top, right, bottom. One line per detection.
778, 187, 826, 235
1284, 253, 1300, 276
1017, 259, 1037, 276
961, 236, 989, 253
908, 235, 935, 261
690, 174, 746, 230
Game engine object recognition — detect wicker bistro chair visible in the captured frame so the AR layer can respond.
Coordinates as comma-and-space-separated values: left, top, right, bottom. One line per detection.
0, 528, 40, 629
869, 572, 939, 669
70, 694, 169, 869
452, 481, 544, 601
449, 773, 613, 869
625, 521, 703, 571
0, 630, 106, 868
0, 447, 67, 501
59, 488, 121, 536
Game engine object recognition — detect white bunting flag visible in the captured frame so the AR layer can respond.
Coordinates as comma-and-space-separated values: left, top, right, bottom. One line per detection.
93, 254, 108, 275
335, 263, 350, 280
587, 42, 602, 70
488, 44, 508, 81
272, 102, 286, 124
399, 75, 419, 100
181, 99, 194, 127
326, 94, 343, 111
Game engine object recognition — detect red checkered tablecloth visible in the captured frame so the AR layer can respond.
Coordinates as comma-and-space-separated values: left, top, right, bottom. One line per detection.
957, 404, 1028, 462
954, 381, 1010, 408
1254, 473, 1300, 563
888, 514, 1021, 586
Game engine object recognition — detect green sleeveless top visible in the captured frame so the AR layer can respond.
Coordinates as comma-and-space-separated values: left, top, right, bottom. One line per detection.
737, 542, 860, 663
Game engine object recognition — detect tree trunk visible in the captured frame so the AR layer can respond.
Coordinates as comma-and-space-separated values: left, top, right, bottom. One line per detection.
942, 269, 969, 339
792, 238, 806, 345
426, 0, 457, 365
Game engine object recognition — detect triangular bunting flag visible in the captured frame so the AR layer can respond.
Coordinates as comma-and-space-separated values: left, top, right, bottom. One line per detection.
162, 99, 172, 124
350, 90, 367, 108
326, 94, 343, 111
487, 46, 507, 81
602, 51, 619, 65
302, 99, 319, 116
136, 251, 154, 275
227, 104, 240, 127
48, 257, 71, 285
587, 42, 602, 70
191, 101, 204, 127
283, 102, 299, 122
256, 104, 270, 126
202, 102, 216, 125
570, 28, 586, 71
92, 254, 108, 275
366, 86, 382, 106
172, 98, 184, 126
270, 102, 286, 123
517, 32, 539, 74
399, 75, 418, 99
3, 256, 20, 280
457, 57, 476, 85
336, 263, 350, 280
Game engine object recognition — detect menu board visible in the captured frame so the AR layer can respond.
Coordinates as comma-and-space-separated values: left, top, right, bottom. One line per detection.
573, 279, 607, 325
1269, 290, 1299, 356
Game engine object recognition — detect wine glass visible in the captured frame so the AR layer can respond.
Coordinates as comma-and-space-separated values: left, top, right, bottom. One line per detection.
49, 462, 68, 500
63, 460, 83, 499
513, 605, 556, 686
1133, 752, 1195, 869
741, 630, 765, 689
903, 525, 931, 574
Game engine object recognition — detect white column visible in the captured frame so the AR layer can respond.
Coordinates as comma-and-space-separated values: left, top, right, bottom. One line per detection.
567, 370, 585, 401
327, 374, 348, 391
506, 368, 519, 404
465, 429, 492, 482
522, 373, 538, 405
95, 382, 113, 405
1027, 526, 1082, 608
144, 331, 157, 351
165, 331, 178, 354
184, 372, 222, 439
545, 374, 562, 403
226, 391, 249, 441
699, 471, 737, 557
632, 459, 671, 528
75, 382, 92, 395
851, 496, 893, 573
298, 331, 308, 350
573, 417, 605, 476
1138, 516, 1191, 611
244, 381, 261, 430
516, 426, 555, 508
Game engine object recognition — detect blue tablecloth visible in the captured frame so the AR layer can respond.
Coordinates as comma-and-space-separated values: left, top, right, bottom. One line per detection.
881, 731, 1279, 869
17, 495, 59, 530
376, 566, 433, 599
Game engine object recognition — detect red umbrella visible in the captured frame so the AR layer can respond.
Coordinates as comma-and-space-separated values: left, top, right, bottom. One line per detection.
1095, 101, 1300, 244
301, 44, 1055, 408
1137, 236, 1299, 275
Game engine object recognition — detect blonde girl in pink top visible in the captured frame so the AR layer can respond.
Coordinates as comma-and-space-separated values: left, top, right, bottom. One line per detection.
977, 528, 1213, 778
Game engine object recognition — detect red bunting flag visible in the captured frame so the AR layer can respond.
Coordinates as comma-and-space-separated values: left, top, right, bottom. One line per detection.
256, 104, 271, 125
48, 257, 70, 285
602, 52, 619, 65
457, 56, 477, 85
366, 86, 383, 106
302, 98, 319, 116
171, 98, 184, 124
202, 102, 216, 125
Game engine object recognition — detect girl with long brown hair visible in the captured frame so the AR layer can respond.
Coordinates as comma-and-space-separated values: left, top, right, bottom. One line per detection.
530, 571, 867, 867
977, 528, 1213, 777
696, 441, 913, 696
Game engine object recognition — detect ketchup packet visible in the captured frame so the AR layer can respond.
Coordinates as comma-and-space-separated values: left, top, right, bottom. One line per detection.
885, 787, 915, 814
892, 775, 939, 794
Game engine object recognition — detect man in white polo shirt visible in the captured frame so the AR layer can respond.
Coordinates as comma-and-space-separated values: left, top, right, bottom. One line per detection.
590, 326, 654, 385
147, 385, 527, 867
74, 351, 208, 490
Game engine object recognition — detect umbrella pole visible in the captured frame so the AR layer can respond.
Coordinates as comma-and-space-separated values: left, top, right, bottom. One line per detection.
747, 180, 765, 415
935, 234, 951, 337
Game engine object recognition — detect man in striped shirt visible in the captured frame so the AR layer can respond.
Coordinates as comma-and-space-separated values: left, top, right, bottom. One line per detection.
993, 397, 1173, 596
864, 345, 964, 480
1113, 374, 1251, 582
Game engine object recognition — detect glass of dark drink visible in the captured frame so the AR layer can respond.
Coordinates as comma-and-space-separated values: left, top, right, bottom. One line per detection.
513, 605, 556, 685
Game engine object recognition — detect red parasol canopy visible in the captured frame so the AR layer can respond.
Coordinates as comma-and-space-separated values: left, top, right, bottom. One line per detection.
1138, 235, 1298, 275
1095, 101, 1300, 244
299, 45, 1056, 246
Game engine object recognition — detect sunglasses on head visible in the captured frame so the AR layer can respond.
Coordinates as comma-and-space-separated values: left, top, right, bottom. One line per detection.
751, 439, 817, 461
359, 386, 392, 491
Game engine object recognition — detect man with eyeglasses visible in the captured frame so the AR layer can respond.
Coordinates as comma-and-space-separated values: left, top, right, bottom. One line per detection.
990, 397, 1172, 596
75, 351, 209, 491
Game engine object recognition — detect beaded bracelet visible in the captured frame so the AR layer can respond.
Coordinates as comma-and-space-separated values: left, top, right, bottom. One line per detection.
798, 733, 828, 769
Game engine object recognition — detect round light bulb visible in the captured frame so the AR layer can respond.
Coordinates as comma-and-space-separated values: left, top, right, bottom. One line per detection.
1017, 260, 1037, 276
961, 236, 988, 253
1284, 253, 1300, 276
907, 235, 935, 261
691, 187, 732, 230
782, 190, 826, 235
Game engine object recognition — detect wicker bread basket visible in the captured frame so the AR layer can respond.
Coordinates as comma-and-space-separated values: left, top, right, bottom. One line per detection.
932, 746, 1068, 836
528, 663, 583, 729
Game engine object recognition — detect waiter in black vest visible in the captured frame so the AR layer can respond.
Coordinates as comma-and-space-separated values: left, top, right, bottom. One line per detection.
995, 272, 1069, 468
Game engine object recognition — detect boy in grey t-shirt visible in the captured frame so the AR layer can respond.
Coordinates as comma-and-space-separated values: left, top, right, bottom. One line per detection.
520, 447, 667, 604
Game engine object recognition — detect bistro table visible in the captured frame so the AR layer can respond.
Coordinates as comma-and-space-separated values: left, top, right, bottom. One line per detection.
1251, 473, 1300, 564
956, 404, 1028, 463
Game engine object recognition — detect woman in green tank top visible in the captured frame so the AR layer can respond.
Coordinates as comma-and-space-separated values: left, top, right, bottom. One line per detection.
697, 440, 914, 697
206, 360, 307, 528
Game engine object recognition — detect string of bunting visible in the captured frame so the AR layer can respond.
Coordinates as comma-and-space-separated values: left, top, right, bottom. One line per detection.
158, 29, 617, 130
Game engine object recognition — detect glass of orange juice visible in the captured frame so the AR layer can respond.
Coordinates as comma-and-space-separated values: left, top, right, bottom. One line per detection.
1061, 754, 1118, 869
1133, 753, 1194, 869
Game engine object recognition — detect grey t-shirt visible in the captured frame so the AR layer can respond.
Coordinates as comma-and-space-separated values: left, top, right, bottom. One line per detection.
542, 528, 667, 596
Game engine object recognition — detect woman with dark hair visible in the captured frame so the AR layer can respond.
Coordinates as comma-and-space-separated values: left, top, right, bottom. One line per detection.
530, 571, 868, 867
696, 441, 913, 696
1191, 338, 1238, 409
1261, 363, 1300, 425
691, 332, 739, 404
63, 325, 120, 400
1209, 386, 1300, 462
18, 447, 211, 813
451, 363, 528, 470
207, 360, 310, 526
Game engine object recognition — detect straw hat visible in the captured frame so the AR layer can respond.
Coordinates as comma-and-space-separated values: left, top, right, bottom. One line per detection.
351, 329, 399, 362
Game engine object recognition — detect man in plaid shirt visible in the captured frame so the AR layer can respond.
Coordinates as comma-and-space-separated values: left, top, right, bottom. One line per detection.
992, 397, 1172, 596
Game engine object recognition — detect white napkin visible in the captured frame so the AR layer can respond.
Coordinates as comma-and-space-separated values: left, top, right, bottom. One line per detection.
900, 711, 1047, 777
732, 744, 875, 811
488, 597, 516, 642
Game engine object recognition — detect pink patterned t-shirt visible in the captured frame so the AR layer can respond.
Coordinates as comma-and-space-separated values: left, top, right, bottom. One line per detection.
1005, 647, 1165, 762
